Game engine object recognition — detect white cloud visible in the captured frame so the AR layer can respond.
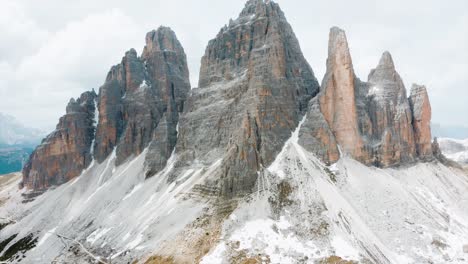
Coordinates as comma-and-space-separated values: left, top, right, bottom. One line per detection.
0, 0, 49, 64
0, 8, 144, 129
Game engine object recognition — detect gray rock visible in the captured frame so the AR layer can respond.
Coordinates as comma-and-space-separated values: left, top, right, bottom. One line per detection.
24, 27, 191, 190
175, 0, 319, 197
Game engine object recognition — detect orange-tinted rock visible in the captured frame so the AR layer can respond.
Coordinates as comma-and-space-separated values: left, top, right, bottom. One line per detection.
176, 0, 319, 197
409, 84, 433, 159
22, 91, 97, 190
23, 27, 190, 190
300, 27, 432, 167
319, 27, 367, 162
93, 27, 190, 173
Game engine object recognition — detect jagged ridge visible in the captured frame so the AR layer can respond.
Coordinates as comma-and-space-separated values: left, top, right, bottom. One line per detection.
299, 27, 435, 167
22, 27, 190, 190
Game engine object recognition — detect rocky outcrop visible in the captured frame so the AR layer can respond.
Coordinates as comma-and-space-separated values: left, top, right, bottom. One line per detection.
23, 27, 190, 190
22, 91, 97, 190
22, 2, 438, 194
312, 27, 367, 163
409, 84, 432, 160
300, 27, 433, 167
94, 27, 190, 170
176, 0, 319, 197
364, 51, 417, 166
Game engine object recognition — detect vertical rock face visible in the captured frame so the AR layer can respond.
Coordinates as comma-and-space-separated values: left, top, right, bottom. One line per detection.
93, 26, 190, 171
365, 51, 416, 166
300, 27, 433, 167
317, 27, 366, 161
142, 28, 191, 175
177, 0, 319, 197
23, 27, 190, 190
22, 91, 97, 190
409, 84, 433, 159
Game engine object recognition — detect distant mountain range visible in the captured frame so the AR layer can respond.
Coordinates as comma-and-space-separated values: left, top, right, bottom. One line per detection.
438, 138, 468, 165
432, 123, 468, 139
0, 113, 44, 146
0, 113, 45, 174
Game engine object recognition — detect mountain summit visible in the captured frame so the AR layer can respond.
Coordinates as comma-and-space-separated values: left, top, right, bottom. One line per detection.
299, 27, 434, 167
0, 1, 467, 263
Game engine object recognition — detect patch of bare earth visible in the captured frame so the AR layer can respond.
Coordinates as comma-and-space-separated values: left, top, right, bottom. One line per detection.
142, 198, 238, 264
319, 256, 358, 264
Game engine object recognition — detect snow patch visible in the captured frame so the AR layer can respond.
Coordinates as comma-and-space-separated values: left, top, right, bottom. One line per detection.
86, 227, 113, 245
139, 79, 149, 89
36, 227, 58, 247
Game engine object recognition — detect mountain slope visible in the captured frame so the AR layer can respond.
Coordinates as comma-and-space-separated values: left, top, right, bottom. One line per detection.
438, 138, 468, 165
1, 124, 467, 263
202, 121, 468, 263
1, 0, 467, 263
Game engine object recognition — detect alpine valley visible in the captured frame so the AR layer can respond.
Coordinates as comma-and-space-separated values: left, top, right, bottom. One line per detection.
0, 1, 467, 263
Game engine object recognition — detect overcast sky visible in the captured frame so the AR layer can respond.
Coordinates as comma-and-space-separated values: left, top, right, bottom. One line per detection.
1, 0, 467, 131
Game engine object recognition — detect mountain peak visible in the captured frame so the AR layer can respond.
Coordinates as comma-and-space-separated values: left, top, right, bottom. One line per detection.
368, 51, 400, 85
240, 0, 273, 16
326, 27, 353, 73
377, 51, 395, 70
23, 28, 191, 189
143, 26, 182, 56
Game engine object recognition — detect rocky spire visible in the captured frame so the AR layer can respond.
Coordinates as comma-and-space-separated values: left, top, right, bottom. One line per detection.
409, 84, 433, 159
177, 0, 319, 197
300, 27, 432, 167
22, 91, 97, 190
318, 27, 367, 161
93, 26, 190, 170
23, 27, 190, 190
365, 51, 416, 166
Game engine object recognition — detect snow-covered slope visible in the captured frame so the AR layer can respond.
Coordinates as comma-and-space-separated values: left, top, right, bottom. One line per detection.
0, 149, 216, 263
1, 121, 467, 263
200, 122, 468, 264
438, 138, 468, 165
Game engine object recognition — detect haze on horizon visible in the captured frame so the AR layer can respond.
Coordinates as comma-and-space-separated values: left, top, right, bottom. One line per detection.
0, 0, 467, 131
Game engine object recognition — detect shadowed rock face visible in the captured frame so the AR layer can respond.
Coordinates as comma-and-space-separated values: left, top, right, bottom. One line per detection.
176, 0, 319, 197
300, 27, 433, 167
92, 27, 190, 175
23, 27, 190, 190
22, 91, 97, 190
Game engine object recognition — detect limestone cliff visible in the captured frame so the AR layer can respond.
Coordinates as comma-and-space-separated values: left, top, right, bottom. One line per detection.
22, 27, 190, 190
22, 91, 97, 189
300, 27, 434, 167
176, 0, 319, 197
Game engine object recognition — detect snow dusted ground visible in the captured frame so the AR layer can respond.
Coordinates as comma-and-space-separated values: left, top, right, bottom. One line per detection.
201, 123, 468, 263
0, 149, 216, 263
439, 138, 468, 165
1, 126, 468, 263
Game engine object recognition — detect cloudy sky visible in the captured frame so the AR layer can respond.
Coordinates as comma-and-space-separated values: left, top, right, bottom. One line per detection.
1, 0, 467, 131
